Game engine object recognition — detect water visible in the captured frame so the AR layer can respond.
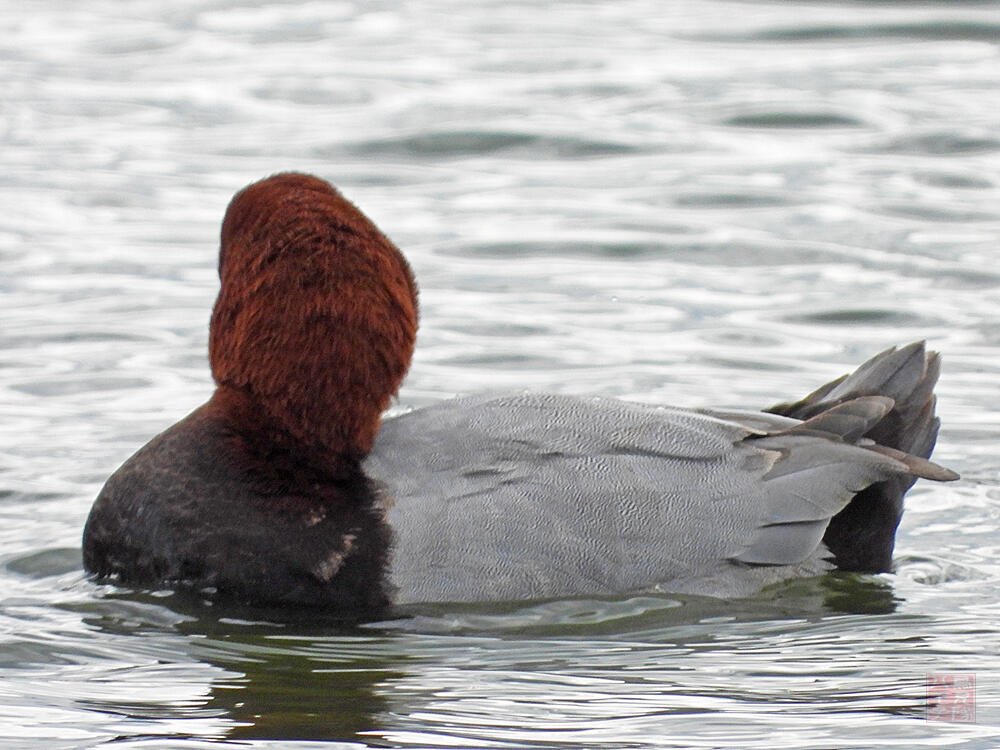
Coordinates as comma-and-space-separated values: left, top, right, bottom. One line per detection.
2, 0, 999, 747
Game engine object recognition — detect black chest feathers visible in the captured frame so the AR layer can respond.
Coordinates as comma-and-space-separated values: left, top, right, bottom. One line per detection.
82, 419, 394, 612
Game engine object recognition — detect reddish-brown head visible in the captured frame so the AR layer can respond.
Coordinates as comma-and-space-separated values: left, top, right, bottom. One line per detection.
209, 173, 418, 467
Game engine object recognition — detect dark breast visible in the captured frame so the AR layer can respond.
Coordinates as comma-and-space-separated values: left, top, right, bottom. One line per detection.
82, 405, 394, 612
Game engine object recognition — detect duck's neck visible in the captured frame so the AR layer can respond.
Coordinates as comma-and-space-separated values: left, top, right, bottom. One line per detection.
207, 385, 361, 481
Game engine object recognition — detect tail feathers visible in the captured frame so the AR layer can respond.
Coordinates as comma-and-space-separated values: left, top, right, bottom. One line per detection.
735, 396, 953, 568
769, 342, 936, 436
770, 396, 956, 482
902, 397, 943, 462
766, 342, 955, 573
783, 396, 894, 444
864, 443, 958, 483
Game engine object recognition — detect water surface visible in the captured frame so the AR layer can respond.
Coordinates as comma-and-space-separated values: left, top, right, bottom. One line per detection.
2, 0, 999, 747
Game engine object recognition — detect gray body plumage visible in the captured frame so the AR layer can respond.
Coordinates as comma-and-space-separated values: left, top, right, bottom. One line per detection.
365, 388, 947, 603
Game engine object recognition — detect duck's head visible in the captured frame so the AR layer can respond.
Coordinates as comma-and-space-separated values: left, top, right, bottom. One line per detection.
209, 173, 418, 469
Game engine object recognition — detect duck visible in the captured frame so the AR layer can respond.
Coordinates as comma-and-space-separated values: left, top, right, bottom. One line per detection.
82, 172, 958, 611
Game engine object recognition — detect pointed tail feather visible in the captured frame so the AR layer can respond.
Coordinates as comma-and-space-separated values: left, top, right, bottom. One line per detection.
766, 342, 956, 573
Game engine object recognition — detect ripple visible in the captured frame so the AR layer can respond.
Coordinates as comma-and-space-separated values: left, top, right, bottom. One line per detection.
344, 130, 639, 159
644, 241, 849, 267
723, 111, 865, 129
700, 356, 790, 373
252, 82, 373, 107
780, 309, 944, 327
674, 191, 793, 209
873, 202, 998, 223
5, 548, 81, 578
894, 555, 988, 585
450, 321, 549, 337
874, 131, 1000, 156
750, 21, 1000, 43
912, 170, 995, 190
11, 376, 151, 397
440, 239, 665, 259
438, 352, 567, 369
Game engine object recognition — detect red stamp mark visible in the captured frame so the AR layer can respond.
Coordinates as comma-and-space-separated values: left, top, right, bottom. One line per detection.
926, 673, 976, 723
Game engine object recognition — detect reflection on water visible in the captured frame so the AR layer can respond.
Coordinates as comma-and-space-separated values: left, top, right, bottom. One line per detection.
2, 0, 999, 747
69, 575, 904, 745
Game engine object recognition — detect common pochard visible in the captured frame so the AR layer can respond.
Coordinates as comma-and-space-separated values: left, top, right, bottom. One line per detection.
83, 173, 958, 611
